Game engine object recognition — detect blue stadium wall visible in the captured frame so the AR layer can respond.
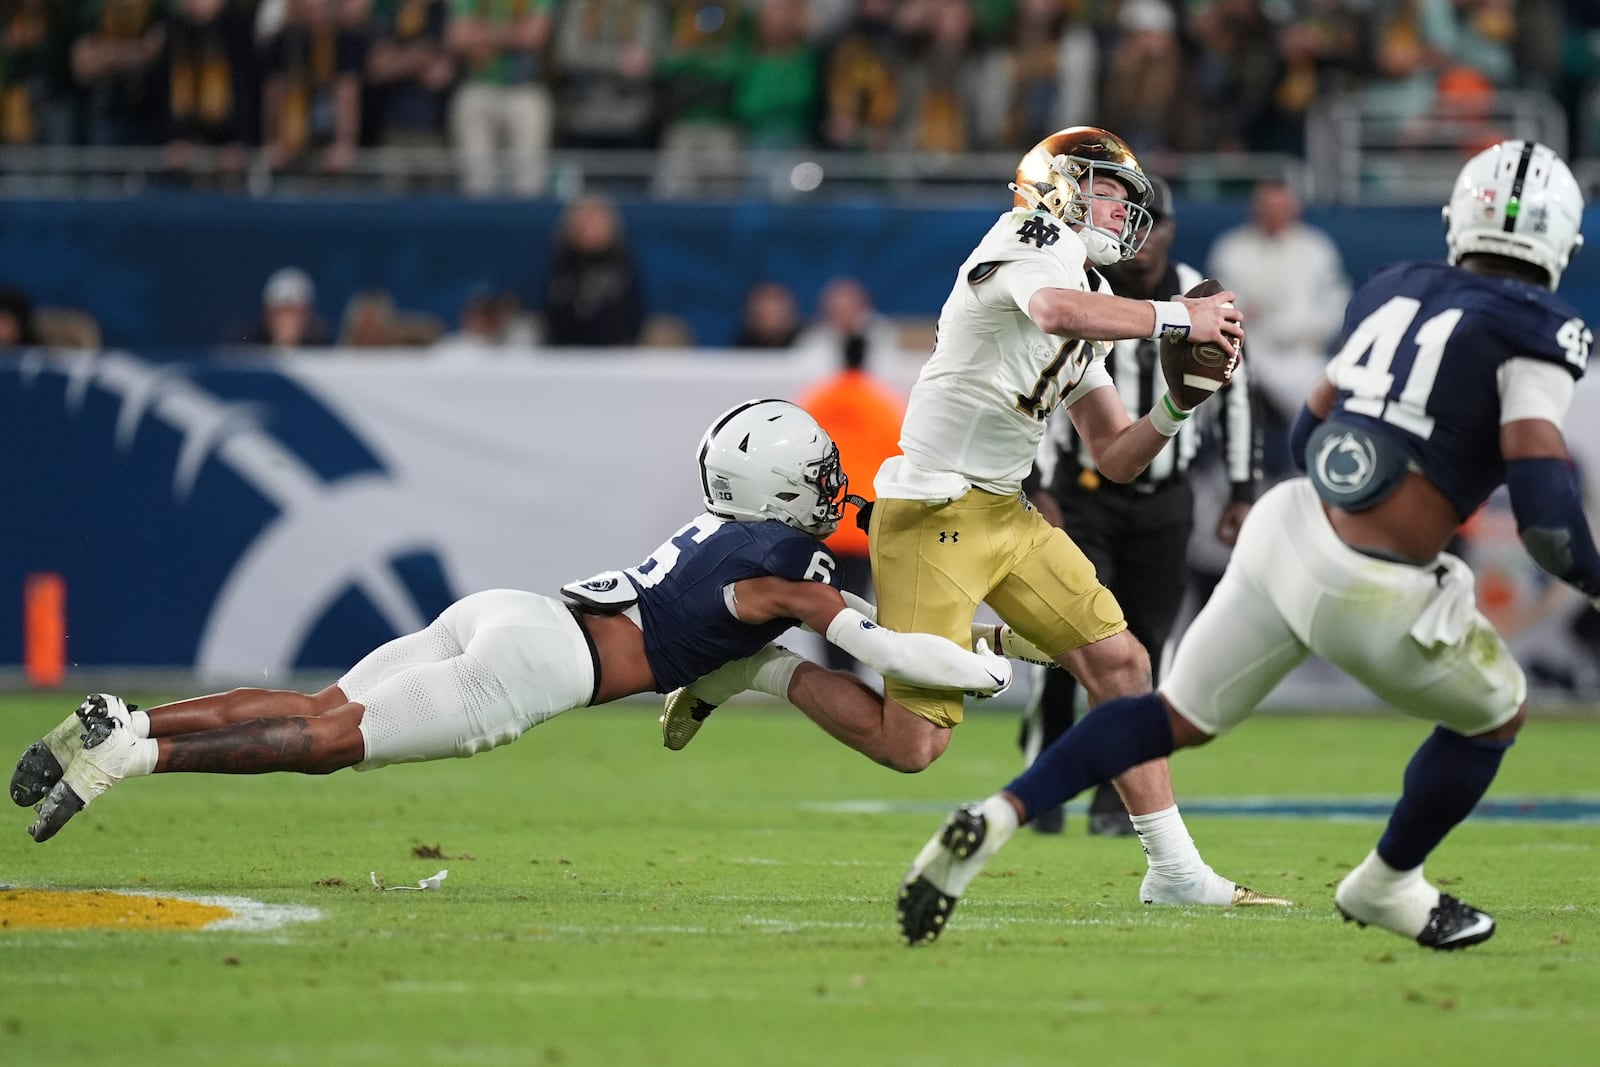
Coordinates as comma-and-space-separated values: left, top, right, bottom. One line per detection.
5, 195, 1599, 349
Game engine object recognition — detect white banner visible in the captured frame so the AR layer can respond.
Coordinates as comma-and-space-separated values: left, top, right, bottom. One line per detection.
193, 349, 920, 682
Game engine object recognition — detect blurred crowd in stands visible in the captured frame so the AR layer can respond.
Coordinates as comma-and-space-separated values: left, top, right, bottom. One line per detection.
1, 0, 1597, 194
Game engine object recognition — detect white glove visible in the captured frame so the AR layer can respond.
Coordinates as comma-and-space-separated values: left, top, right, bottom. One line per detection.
967, 639, 1012, 699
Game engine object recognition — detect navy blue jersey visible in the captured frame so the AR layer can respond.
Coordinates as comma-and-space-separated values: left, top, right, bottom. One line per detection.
1324, 261, 1590, 518
624, 513, 837, 691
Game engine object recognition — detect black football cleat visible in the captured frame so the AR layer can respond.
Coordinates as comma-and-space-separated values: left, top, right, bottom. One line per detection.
11, 694, 135, 807
1338, 893, 1495, 951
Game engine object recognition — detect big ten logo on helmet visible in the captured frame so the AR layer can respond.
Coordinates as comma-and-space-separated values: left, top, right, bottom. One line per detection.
710, 474, 735, 502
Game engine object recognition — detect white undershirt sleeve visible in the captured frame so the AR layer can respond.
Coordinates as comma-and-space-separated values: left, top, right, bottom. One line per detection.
1498, 358, 1577, 427
994, 258, 1071, 322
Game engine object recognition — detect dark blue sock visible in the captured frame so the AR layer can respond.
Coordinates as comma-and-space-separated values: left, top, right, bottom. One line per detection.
1377, 725, 1512, 871
1004, 691, 1174, 823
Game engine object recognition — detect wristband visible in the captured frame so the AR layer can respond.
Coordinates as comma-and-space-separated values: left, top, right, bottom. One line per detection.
1148, 300, 1192, 343
1149, 392, 1190, 437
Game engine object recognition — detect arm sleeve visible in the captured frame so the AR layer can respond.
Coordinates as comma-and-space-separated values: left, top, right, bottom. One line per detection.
1498, 357, 1577, 427
1505, 457, 1600, 598
825, 608, 1010, 693
799, 588, 875, 634
826, 598, 1053, 667
838, 589, 875, 618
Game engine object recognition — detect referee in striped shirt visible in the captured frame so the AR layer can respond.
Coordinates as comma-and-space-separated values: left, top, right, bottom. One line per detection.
1021, 176, 1263, 835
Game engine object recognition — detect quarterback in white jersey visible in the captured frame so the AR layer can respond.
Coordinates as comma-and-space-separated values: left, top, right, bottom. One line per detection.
871, 128, 1241, 738
871, 127, 1265, 908
894, 218, 1115, 492
674, 127, 1275, 912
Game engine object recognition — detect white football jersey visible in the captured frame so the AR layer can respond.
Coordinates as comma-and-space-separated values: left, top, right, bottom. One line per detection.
887, 210, 1114, 499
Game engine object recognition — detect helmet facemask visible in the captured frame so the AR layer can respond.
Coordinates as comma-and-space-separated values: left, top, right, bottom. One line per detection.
786, 441, 847, 535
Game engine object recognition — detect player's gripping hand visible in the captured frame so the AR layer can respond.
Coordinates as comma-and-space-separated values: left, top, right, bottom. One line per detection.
1175, 287, 1245, 371
967, 640, 1012, 700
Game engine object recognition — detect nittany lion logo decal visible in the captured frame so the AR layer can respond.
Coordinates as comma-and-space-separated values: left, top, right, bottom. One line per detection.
1314, 430, 1378, 496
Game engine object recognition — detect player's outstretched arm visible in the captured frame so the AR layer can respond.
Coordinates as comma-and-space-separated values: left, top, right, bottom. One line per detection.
731, 577, 1011, 695
829, 589, 1057, 666
1059, 296, 1246, 482
1025, 286, 1243, 351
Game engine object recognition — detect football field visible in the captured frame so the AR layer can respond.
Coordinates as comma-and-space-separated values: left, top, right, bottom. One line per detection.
1, 693, 1596, 1066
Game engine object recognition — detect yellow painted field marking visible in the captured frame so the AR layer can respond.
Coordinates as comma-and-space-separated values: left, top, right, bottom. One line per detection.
0, 888, 234, 930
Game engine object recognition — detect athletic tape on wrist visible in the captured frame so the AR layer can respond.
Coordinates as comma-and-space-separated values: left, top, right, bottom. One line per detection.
1150, 392, 1190, 437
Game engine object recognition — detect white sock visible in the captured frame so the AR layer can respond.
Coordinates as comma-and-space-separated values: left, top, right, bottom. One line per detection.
129, 710, 151, 738
128, 738, 159, 777
939, 794, 1020, 897
980, 793, 1020, 841
1340, 850, 1436, 936
687, 646, 802, 705
749, 646, 804, 701
1133, 806, 1237, 906
1347, 849, 1422, 889
1131, 805, 1206, 878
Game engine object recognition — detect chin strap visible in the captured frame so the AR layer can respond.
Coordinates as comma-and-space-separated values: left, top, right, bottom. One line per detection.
846, 493, 874, 534
1009, 182, 1047, 212
1079, 226, 1124, 266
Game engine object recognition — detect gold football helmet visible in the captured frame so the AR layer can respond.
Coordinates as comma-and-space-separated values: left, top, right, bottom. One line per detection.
1010, 127, 1154, 265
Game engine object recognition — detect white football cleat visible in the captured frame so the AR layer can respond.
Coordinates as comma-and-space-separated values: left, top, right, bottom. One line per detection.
11, 694, 135, 807
898, 795, 1019, 945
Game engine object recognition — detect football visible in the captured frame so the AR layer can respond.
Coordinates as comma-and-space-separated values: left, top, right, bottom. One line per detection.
1158, 277, 1240, 410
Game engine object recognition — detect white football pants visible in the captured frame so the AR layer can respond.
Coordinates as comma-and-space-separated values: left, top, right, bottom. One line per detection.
340, 590, 595, 770
1163, 478, 1524, 737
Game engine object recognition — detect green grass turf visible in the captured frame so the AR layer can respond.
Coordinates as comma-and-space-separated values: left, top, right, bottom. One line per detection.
1, 692, 1597, 1066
